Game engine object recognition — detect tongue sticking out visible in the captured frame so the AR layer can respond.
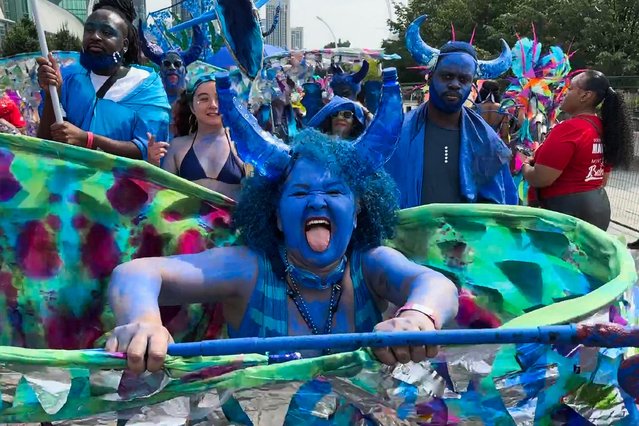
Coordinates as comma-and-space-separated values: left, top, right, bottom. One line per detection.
168, 75, 179, 84
306, 226, 331, 252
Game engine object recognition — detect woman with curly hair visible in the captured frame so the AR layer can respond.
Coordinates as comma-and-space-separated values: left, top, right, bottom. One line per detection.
105, 69, 458, 376
521, 70, 633, 230
107, 130, 457, 374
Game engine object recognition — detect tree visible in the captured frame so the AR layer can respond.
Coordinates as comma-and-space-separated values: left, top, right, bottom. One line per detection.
1, 17, 40, 57
382, 0, 639, 81
324, 39, 352, 48
0, 19, 82, 58
382, 0, 480, 83
47, 25, 82, 52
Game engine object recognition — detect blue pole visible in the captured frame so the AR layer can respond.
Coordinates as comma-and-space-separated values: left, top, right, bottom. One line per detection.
166, 325, 639, 357
169, 0, 272, 33
169, 10, 217, 33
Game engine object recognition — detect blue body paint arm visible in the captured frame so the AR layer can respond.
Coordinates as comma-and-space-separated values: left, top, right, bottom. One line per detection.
108, 246, 258, 326
361, 246, 459, 327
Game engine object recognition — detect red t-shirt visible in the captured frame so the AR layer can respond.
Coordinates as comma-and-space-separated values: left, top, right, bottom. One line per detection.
531, 115, 610, 199
0, 96, 26, 128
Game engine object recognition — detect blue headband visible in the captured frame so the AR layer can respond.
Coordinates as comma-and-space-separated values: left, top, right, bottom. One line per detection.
187, 74, 216, 96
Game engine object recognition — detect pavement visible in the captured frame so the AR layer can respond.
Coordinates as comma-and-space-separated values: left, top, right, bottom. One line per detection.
606, 133, 639, 245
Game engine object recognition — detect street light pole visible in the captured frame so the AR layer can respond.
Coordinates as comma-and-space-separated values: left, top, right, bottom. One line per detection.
316, 16, 338, 47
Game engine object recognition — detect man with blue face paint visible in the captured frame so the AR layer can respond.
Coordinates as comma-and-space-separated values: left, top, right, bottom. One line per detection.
36, 0, 170, 160
139, 22, 206, 106
105, 69, 458, 376
386, 16, 518, 208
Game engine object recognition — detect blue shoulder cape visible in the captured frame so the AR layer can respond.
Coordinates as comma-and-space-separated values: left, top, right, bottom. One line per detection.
385, 102, 517, 208
41, 64, 170, 160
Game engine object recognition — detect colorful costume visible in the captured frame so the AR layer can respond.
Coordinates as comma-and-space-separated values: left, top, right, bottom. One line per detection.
0, 94, 26, 131
502, 33, 572, 152
329, 60, 369, 100
0, 71, 636, 422
502, 34, 573, 204
0, 133, 635, 423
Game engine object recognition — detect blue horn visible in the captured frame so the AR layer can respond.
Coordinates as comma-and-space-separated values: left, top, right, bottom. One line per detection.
138, 19, 164, 66
405, 15, 440, 68
181, 24, 206, 66
216, 73, 291, 180
353, 67, 403, 169
351, 60, 369, 84
477, 39, 512, 79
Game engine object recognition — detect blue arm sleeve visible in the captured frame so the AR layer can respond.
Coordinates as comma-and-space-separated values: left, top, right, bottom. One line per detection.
501, 163, 519, 205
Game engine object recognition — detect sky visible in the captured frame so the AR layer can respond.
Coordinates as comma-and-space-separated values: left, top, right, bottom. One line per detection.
145, 0, 408, 49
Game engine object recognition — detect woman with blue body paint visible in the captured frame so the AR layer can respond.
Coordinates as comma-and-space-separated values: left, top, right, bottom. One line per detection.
105, 69, 459, 373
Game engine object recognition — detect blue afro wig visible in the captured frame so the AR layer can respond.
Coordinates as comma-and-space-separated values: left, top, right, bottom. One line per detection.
232, 129, 399, 259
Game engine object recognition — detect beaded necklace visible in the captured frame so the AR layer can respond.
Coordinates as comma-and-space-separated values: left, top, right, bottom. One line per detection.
282, 249, 344, 354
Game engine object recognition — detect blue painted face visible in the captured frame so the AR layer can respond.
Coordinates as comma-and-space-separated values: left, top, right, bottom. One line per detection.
277, 158, 357, 270
429, 52, 477, 113
161, 52, 187, 96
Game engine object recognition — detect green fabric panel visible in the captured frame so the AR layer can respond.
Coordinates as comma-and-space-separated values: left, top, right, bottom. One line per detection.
390, 204, 637, 327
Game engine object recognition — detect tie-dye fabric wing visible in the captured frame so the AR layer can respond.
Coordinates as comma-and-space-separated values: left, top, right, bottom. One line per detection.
0, 135, 637, 423
0, 133, 236, 349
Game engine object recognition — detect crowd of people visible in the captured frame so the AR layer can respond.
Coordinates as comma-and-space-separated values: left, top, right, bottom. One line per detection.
6, 0, 633, 372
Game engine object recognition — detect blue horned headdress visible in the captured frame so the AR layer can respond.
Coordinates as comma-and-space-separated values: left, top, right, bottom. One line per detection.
139, 21, 206, 67
329, 60, 370, 101
139, 21, 206, 102
406, 15, 512, 79
216, 67, 404, 180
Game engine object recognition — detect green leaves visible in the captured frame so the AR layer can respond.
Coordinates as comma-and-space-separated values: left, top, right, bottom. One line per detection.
383, 0, 639, 80
1, 17, 39, 57
0, 18, 80, 57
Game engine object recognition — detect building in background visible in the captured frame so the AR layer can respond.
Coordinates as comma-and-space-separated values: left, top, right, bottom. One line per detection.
264, 0, 289, 49
290, 26, 303, 50
0, 0, 83, 42
58, 0, 88, 21
38, 0, 85, 37
2, 0, 29, 22
171, 0, 190, 22
0, 2, 14, 47
51, 0, 143, 22
132, 0, 144, 20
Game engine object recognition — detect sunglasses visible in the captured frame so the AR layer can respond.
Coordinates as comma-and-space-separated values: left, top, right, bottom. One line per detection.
163, 60, 183, 68
331, 110, 354, 119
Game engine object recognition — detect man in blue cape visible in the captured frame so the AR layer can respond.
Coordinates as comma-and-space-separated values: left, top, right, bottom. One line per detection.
36, 0, 170, 160
386, 16, 517, 207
